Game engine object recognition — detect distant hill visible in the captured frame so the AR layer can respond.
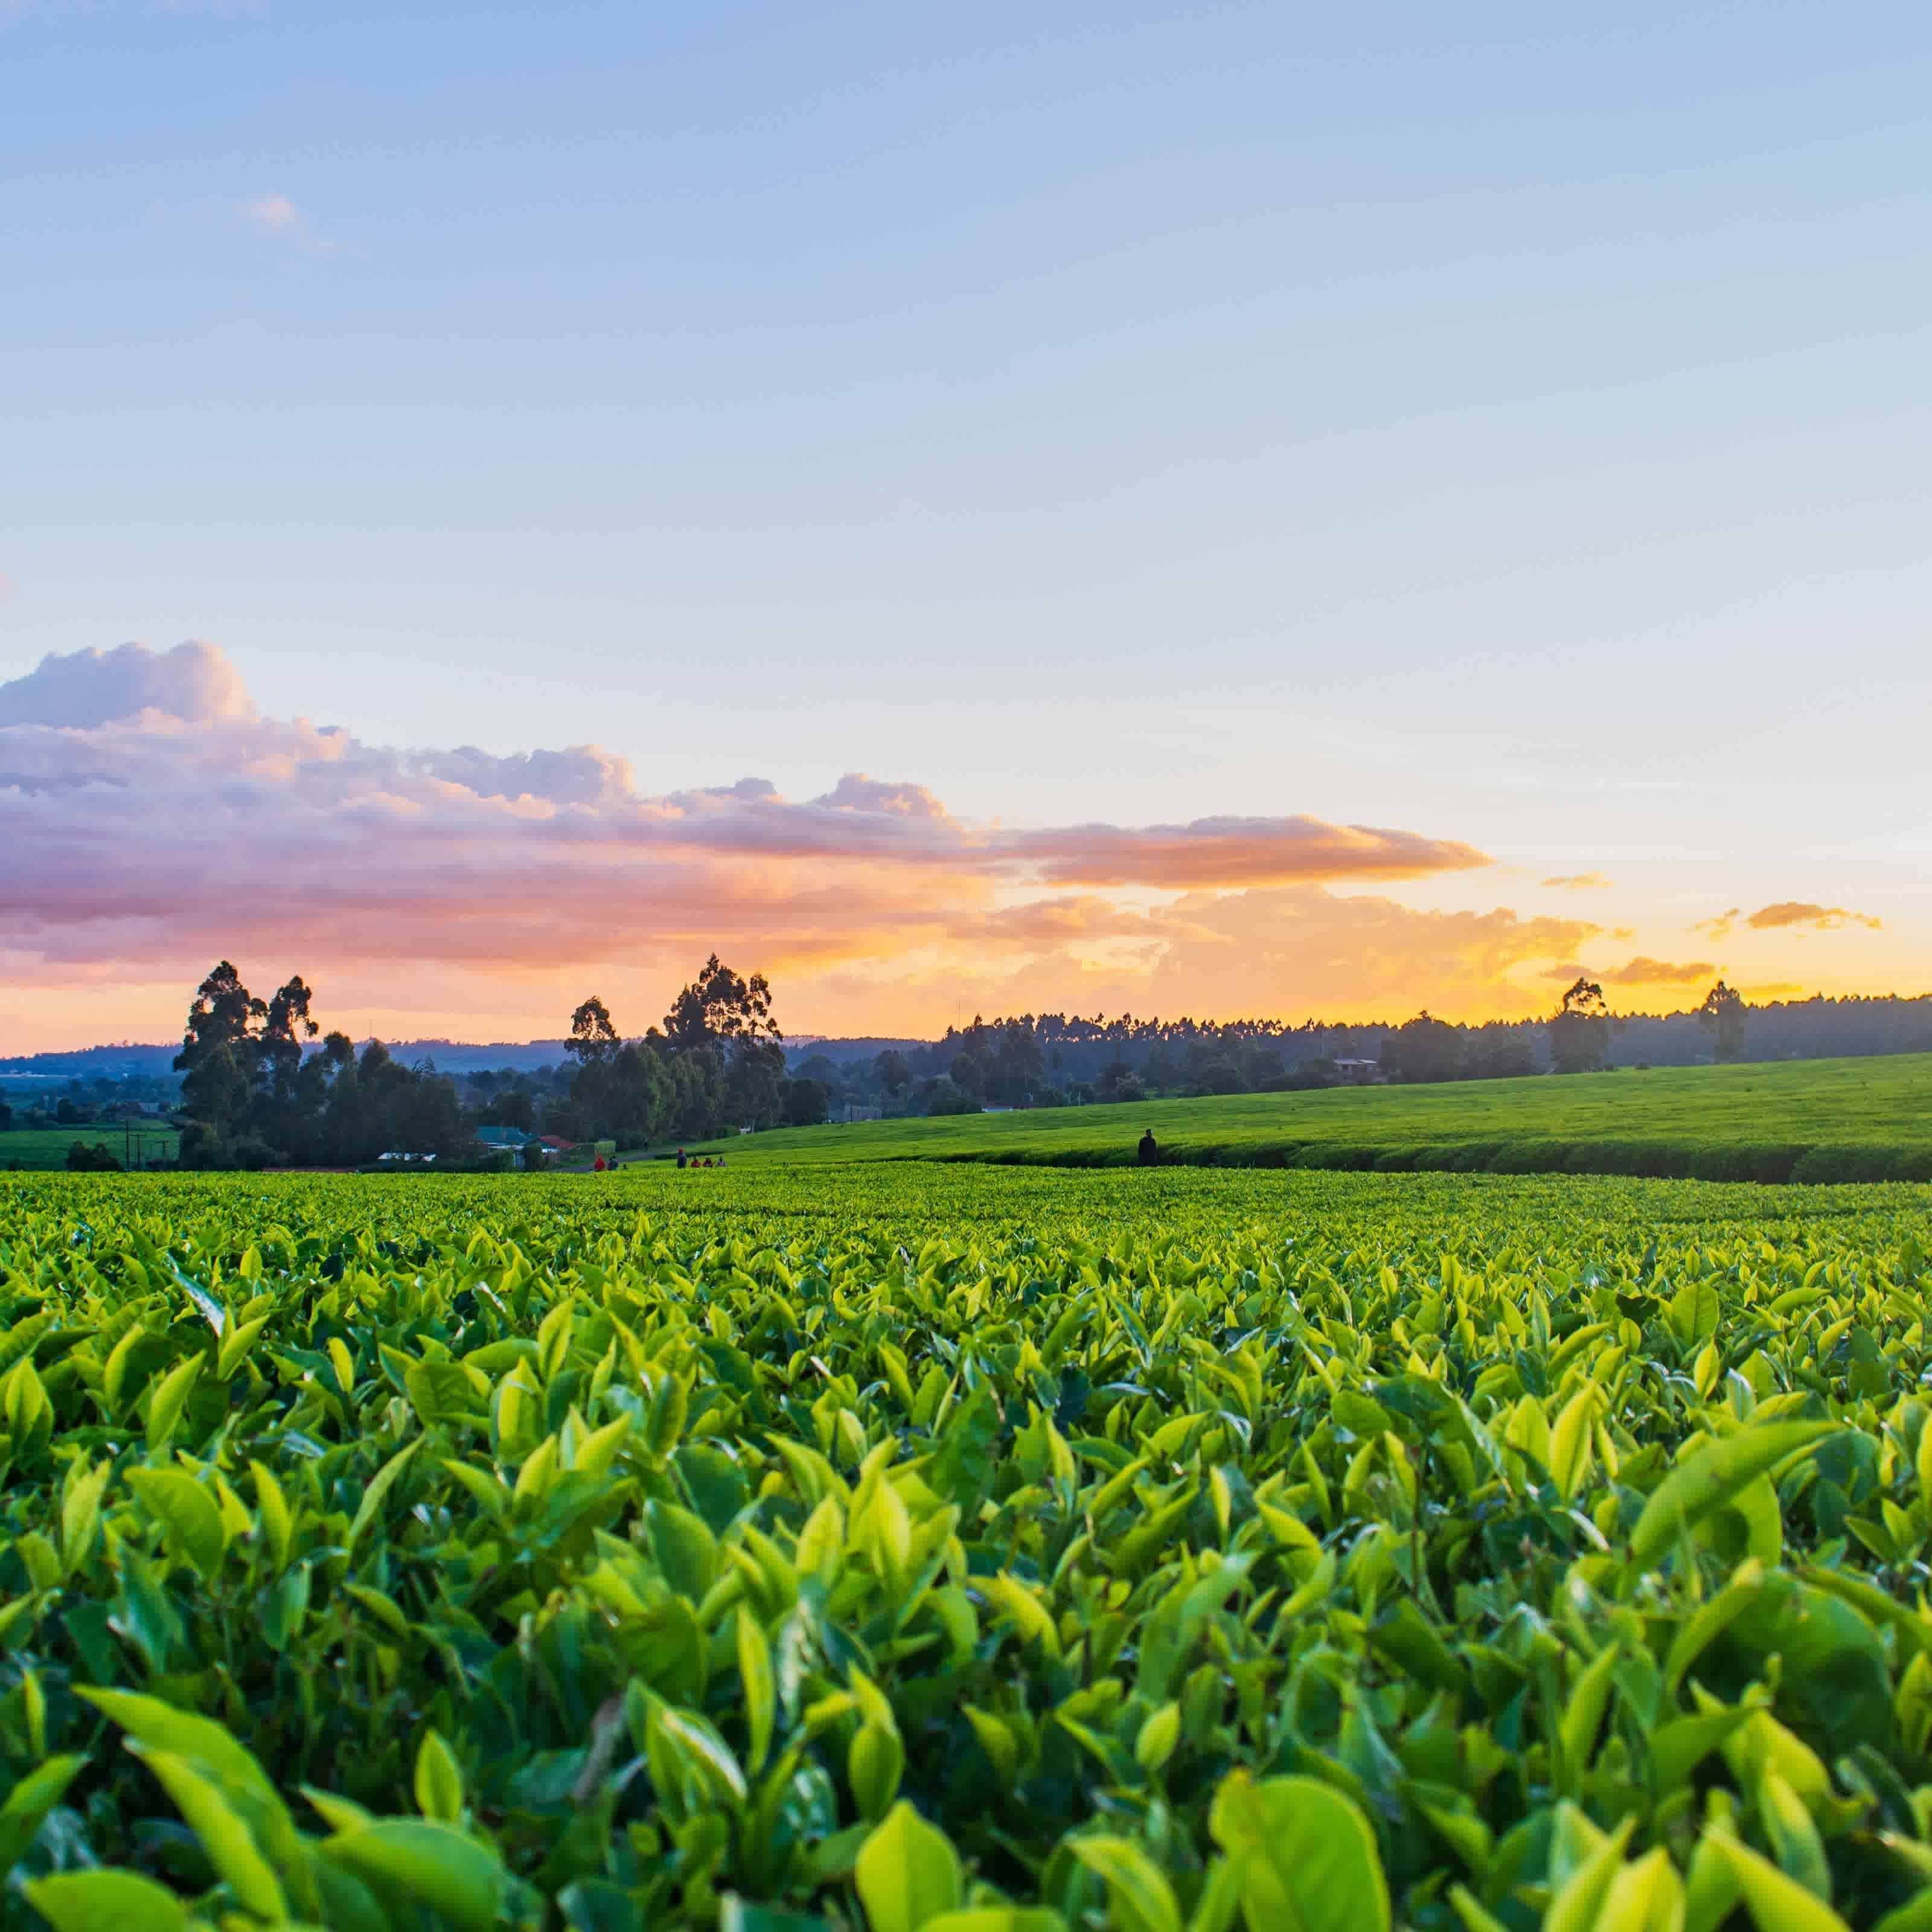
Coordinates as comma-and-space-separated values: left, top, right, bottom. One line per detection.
0, 1043, 181, 1079
784, 1037, 929, 1067
0, 1038, 575, 1081
3, 1035, 922, 1081
343, 1039, 574, 1074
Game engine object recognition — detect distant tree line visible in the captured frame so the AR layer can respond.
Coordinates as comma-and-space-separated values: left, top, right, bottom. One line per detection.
48, 967, 1932, 1165
786, 985, 1932, 1112
0, 1072, 176, 1133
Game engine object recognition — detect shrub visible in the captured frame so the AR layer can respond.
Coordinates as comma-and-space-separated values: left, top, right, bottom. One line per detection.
1485, 1139, 1572, 1174
1566, 1140, 1689, 1179
63, 1139, 122, 1172
1789, 1145, 1898, 1185
1683, 1144, 1805, 1185
1291, 1143, 1378, 1171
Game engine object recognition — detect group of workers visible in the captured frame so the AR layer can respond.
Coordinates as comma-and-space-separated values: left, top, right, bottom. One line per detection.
583, 1148, 726, 1172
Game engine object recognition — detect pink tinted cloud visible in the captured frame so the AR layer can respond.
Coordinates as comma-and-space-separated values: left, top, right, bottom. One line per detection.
240, 192, 302, 234
1001, 816, 1489, 888
1, 644, 1504, 1034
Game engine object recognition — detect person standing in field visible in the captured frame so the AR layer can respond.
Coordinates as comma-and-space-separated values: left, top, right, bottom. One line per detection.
1138, 1127, 1159, 1166
676, 1147, 687, 1169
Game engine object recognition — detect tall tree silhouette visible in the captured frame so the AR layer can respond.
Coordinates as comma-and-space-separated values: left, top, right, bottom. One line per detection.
1697, 980, 1747, 1063
1549, 976, 1611, 1074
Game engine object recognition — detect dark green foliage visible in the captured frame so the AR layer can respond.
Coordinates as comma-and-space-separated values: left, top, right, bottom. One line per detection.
62, 1140, 122, 1172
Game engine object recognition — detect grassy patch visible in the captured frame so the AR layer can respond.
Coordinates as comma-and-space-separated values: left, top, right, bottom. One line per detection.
0, 1123, 179, 1169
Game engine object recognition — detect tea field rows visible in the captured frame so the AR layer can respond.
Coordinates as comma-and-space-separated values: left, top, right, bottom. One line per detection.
692, 1052, 1932, 1183
3, 1165, 1932, 1931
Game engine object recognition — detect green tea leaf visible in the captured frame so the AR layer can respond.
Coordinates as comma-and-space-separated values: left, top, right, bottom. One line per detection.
414, 1727, 464, 1824
1629, 1422, 1837, 1571
27, 1872, 188, 1932
143, 1354, 203, 1453
1069, 1837, 1182, 1932
855, 1801, 963, 1932
1208, 1770, 1390, 1932
1713, 1835, 1850, 1932
325, 1818, 506, 1932
126, 1468, 226, 1584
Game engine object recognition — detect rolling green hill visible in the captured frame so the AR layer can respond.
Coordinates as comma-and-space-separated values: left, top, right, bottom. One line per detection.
694, 1052, 1932, 1183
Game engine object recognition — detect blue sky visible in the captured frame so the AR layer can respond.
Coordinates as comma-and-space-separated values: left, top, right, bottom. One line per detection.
2, 2, 1928, 1042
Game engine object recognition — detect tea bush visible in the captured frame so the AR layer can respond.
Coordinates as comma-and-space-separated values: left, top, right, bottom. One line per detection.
2, 1165, 1932, 1931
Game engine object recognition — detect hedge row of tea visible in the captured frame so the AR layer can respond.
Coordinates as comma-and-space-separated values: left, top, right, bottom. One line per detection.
4, 1165, 1932, 1932
939, 1137, 1932, 1184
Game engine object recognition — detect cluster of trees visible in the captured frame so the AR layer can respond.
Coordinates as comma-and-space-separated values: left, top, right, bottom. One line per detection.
793, 1014, 1337, 1117
168, 953, 804, 1167
0, 1076, 171, 1133
1353, 979, 1751, 1085
173, 963, 467, 1168
1379, 1013, 1543, 1085
547, 956, 803, 1146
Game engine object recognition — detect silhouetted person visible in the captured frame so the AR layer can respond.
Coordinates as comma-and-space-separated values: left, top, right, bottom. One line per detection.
676, 1147, 687, 1169
1137, 1128, 1158, 1166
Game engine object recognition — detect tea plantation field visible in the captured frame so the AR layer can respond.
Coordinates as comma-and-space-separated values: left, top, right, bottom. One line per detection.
4, 1163, 1932, 1931
694, 1051, 1932, 1184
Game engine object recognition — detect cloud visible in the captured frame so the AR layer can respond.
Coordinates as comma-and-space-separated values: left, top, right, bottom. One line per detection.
1695, 900, 1883, 940
237, 191, 344, 257
1002, 817, 1489, 889
1, 642, 1518, 1038
1602, 956, 1715, 987
793, 888, 1605, 1035
0, 640, 251, 728
240, 192, 302, 235
1540, 871, 1614, 890
1134, 889, 1598, 1020
1745, 900, 1882, 933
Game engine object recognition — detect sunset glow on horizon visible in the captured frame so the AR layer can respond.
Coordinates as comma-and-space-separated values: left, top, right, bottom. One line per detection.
1, 639, 1917, 1055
